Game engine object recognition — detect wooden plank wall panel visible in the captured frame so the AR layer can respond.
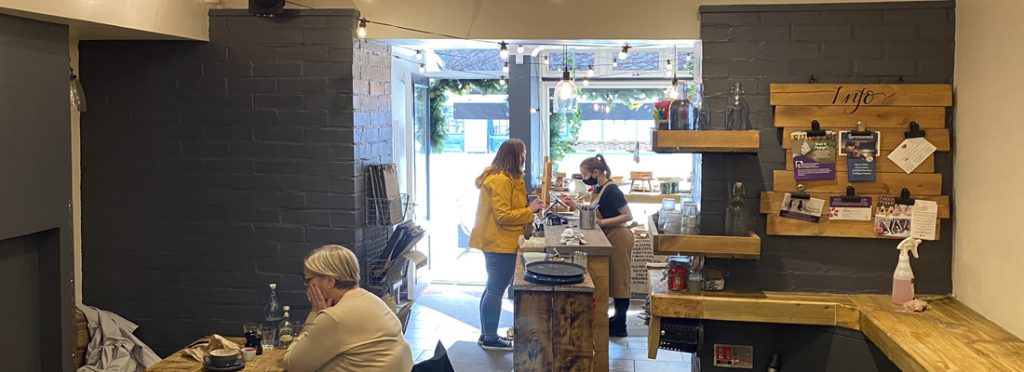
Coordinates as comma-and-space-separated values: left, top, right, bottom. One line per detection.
781, 128, 950, 151
773, 170, 942, 195
766, 215, 940, 239
760, 192, 951, 219
551, 292, 594, 372
785, 150, 935, 173
514, 292, 554, 371
769, 84, 953, 107
774, 106, 946, 128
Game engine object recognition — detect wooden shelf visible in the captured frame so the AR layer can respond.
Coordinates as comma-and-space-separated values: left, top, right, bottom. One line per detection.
648, 215, 760, 259
773, 170, 942, 195
624, 192, 690, 204
765, 214, 940, 239
651, 130, 760, 153
760, 191, 950, 219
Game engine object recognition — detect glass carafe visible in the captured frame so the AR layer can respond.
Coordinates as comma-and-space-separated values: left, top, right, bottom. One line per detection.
690, 83, 710, 130
681, 201, 700, 235
725, 82, 752, 131
724, 182, 750, 236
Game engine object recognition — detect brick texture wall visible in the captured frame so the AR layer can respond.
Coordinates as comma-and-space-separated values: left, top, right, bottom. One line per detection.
698, 1, 954, 294
80, 9, 393, 355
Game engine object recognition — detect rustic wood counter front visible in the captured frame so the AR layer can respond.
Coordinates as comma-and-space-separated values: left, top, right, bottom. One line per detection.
543, 225, 613, 372
513, 252, 595, 372
646, 275, 1024, 372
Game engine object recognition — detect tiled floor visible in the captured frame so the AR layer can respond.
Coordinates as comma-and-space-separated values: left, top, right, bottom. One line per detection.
404, 284, 692, 372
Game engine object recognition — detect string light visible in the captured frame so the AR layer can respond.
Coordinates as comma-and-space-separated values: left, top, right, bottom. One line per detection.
503, 62, 509, 74
415, 50, 423, 61
517, 44, 525, 55
499, 41, 509, 60
542, 55, 549, 65
665, 70, 673, 77
586, 65, 594, 77
612, 58, 618, 68
356, 17, 367, 38
583, 78, 590, 86
619, 45, 630, 60
665, 59, 672, 71
419, 64, 426, 73
593, 103, 600, 110
669, 76, 680, 100
499, 75, 506, 85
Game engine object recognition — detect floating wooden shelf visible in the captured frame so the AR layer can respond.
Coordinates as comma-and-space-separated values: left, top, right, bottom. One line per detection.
765, 214, 940, 239
773, 170, 942, 195
648, 215, 760, 259
760, 191, 950, 219
625, 192, 690, 204
651, 130, 760, 153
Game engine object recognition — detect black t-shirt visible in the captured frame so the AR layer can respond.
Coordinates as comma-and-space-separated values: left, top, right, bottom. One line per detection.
593, 183, 627, 218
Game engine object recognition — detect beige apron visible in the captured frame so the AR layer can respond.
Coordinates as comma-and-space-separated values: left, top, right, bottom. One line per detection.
593, 182, 634, 299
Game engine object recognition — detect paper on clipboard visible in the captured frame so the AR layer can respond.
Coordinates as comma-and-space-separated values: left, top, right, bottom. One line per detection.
888, 137, 937, 174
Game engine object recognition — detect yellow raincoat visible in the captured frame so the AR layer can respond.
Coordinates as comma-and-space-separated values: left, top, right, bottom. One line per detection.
469, 167, 535, 254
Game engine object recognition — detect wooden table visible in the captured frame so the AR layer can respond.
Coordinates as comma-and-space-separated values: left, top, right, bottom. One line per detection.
512, 252, 595, 371
645, 271, 1024, 372
146, 337, 284, 372
543, 225, 613, 372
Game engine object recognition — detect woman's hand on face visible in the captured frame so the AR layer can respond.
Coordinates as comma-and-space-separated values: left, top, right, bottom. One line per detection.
307, 278, 333, 313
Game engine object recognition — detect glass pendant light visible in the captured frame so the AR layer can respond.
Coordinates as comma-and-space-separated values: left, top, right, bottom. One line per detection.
70, 67, 87, 112
552, 46, 578, 114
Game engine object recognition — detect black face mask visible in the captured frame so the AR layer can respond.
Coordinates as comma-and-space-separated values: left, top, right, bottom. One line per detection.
582, 176, 599, 186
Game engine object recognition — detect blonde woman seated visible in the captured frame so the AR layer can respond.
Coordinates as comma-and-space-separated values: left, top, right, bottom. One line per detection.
283, 245, 413, 372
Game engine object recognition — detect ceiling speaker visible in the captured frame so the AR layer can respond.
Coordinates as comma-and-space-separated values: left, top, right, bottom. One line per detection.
250, 0, 285, 17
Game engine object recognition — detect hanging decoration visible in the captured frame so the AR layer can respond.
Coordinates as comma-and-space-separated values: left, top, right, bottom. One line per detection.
553, 46, 579, 114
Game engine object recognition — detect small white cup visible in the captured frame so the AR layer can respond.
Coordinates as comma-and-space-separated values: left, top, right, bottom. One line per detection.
241, 347, 257, 362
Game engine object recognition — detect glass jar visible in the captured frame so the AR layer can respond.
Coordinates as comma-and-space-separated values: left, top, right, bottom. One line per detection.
725, 82, 752, 131
724, 182, 750, 236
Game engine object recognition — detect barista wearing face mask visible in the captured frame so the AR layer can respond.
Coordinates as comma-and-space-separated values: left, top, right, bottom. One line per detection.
565, 154, 634, 337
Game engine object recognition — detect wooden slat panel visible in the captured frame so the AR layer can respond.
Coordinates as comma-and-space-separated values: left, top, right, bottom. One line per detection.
774, 106, 946, 128
759, 191, 950, 219
514, 292, 554, 371
770, 84, 953, 107
551, 292, 594, 372
781, 127, 950, 151
773, 170, 942, 195
702, 297, 840, 327
588, 256, 609, 372
766, 215, 940, 239
652, 130, 760, 153
785, 149, 935, 173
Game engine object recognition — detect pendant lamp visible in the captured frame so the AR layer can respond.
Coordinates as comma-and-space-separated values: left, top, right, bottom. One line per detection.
552, 46, 578, 114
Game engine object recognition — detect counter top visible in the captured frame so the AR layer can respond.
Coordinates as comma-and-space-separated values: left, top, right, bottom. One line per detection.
512, 252, 594, 293
647, 272, 1024, 372
543, 225, 613, 256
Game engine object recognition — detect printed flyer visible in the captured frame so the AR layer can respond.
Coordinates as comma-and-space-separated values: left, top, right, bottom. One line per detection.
779, 193, 826, 223
840, 131, 880, 182
874, 196, 913, 238
828, 196, 873, 221
791, 131, 837, 181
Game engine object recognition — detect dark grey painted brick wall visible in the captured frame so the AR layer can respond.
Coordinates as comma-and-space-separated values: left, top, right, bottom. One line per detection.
698, 1, 954, 294
80, 9, 393, 355
0, 13, 74, 371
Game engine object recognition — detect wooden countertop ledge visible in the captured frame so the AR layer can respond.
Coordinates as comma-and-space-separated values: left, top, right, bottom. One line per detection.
650, 289, 1024, 372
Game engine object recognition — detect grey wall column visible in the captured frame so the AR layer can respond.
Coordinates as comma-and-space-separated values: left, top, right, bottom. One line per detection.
509, 55, 541, 190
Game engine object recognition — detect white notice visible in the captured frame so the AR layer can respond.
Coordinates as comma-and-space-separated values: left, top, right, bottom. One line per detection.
888, 137, 937, 174
910, 200, 939, 241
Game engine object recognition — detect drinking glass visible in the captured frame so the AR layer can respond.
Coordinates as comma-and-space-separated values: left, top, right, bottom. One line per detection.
260, 329, 277, 351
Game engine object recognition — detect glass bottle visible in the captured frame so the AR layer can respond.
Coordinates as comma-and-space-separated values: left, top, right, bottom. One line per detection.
725, 82, 752, 130
690, 83, 711, 130
724, 182, 750, 236
278, 305, 294, 348
264, 283, 283, 329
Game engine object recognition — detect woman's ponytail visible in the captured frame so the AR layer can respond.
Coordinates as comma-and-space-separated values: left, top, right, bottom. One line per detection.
596, 154, 611, 177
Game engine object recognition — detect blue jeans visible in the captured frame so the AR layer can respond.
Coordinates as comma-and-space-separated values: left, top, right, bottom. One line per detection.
479, 252, 515, 342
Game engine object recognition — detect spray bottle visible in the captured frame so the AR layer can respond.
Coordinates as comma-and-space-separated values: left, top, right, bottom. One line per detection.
892, 237, 922, 305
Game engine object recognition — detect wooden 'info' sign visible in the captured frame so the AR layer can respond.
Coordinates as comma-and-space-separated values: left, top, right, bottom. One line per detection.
763, 83, 952, 239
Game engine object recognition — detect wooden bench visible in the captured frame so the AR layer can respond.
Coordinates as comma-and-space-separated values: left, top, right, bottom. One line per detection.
647, 284, 1024, 372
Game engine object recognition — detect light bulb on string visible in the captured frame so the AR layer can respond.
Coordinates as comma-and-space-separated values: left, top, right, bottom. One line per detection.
665, 70, 673, 77
612, 58, 618, 68
665, 59, 672, 71
583, 78, 590, 86
593, 103, 600, 111
499, 75, 506, 86
419, 64, 426, 73
618, 45, 630, 60
356, 18, 367, 39
415, 50, 423, 61
542, 55, 549, 65
605, 105, 612, 114
668, 76, 681, 100
517, 44, 525, 55
499, 41, 509, 60
503, 62, 509, 74
586, 65, 594, 78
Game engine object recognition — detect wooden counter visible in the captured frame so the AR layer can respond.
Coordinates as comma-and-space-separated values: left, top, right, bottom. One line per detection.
646, 273, 1024, 372
147, 337, 284, 371
542, 225, 613, 372
513, 253, 594, 372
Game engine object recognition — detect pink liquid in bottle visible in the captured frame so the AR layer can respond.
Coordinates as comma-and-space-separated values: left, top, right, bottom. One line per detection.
892, 278, 914, 305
